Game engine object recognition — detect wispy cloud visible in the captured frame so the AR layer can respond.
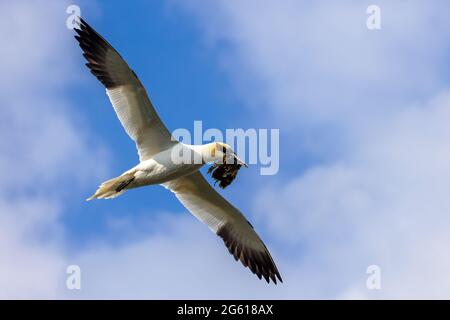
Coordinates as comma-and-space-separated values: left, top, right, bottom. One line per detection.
2, 0, 450, 299
63, 0, 450, 298
0, 0, 107, 298
169, 0, 450, 298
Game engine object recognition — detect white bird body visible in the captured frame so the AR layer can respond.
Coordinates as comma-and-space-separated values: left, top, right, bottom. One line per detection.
91, 143, 212, 199
125, 144, 205, 186
75, 18, 282, 283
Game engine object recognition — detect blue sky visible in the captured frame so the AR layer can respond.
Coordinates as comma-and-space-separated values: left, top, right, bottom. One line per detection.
63, 0, 298, 251
2, 0, 450, 298
65, 1, 240, 246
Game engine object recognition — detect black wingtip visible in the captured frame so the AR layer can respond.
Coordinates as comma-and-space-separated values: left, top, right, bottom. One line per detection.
217, 224, 283, 285
72, 16, 124, 89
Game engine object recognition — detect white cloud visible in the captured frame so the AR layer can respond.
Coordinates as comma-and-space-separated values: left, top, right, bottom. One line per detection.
59, 0, 450, 299
3, 0, 450, 299
0, 0, 107, 298
68, 212, 312, 299
175, 0, 450, 128
167, 0, 450, 298
255, 93, 450, 298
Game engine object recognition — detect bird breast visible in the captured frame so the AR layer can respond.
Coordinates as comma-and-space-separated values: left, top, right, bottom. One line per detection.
132, 146, 204, 186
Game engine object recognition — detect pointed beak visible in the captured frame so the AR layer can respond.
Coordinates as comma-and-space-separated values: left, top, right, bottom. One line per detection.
234, 154, 248, 167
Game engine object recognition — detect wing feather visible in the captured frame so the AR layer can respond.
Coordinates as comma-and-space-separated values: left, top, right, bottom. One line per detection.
74, 18, 174, 160
164, 172, 282, 284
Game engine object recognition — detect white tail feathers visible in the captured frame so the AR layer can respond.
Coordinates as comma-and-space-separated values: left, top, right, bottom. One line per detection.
86, 172, 135, 201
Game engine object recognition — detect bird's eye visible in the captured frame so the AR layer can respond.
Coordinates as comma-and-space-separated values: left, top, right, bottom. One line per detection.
222, 146, 227, 154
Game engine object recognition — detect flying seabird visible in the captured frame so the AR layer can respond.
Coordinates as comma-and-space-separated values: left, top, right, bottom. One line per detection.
74, 18, 282, 284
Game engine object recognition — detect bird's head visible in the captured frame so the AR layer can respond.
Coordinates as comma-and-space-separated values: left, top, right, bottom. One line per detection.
213, 142, 247, 166
206, 142, 247, 189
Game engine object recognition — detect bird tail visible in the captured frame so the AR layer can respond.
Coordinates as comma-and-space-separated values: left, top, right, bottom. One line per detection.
86, 172, 135, 201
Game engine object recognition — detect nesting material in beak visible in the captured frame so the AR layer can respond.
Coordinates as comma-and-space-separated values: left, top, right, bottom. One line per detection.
207, 152, 247, 189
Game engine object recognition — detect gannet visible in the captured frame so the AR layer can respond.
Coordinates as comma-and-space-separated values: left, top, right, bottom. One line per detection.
74, 18, 282, 284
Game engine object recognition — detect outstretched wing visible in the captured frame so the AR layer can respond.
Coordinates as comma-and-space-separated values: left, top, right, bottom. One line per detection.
74, 18, 175, 160
164, 172, 282, 284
